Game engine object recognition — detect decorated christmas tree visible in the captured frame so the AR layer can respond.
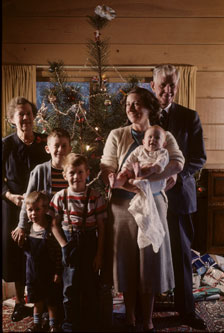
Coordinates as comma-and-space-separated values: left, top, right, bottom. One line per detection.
35, 5, 140, 190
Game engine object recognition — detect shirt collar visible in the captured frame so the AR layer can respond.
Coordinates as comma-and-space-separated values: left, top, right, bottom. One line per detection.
161, 103, 172, 113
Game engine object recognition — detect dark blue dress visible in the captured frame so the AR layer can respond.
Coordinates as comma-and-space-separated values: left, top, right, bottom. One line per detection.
2, 132, 50, 282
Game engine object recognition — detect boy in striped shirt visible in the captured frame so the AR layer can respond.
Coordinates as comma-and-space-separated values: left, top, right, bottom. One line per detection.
50, 153, 107, 332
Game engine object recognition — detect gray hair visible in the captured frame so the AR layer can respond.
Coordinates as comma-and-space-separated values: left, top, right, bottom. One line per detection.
7, 96, 38, 123
153, 64, 180, 83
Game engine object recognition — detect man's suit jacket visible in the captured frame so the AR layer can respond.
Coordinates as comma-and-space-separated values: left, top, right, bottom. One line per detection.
163, 103, 207, 214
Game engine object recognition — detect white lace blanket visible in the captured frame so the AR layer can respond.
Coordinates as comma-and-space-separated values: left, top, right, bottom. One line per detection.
128, 179, 165, 253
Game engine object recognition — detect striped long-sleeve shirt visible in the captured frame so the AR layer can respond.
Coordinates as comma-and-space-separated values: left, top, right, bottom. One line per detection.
50, 187, 107, 231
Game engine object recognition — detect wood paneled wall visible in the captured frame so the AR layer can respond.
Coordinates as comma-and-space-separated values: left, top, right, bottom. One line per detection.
2, 0, 224, 168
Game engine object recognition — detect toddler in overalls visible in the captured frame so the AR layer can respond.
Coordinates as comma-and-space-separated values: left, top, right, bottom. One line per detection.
24, 191, 62, 332
50, 153, 107, 332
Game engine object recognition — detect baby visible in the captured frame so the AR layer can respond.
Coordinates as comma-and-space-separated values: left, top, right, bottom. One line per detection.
109, 125, 169, 193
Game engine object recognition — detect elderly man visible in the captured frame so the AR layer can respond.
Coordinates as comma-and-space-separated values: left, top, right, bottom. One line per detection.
151, 64, 207, 330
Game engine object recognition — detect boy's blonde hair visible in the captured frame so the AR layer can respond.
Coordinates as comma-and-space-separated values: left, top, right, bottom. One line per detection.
62, 153, 89, 172
25, 191, 50, 208
47, 128, 71, 145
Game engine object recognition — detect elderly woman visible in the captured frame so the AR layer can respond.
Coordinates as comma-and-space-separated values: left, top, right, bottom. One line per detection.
100, 87, 185, 332
2, 97, 50, 322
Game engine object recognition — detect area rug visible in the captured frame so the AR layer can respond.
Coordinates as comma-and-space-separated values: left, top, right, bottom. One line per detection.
2, 304, 33, 333
2, 298, 224, 332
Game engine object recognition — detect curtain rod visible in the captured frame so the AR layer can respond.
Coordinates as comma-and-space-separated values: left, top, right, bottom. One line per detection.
36, 65, 155, 70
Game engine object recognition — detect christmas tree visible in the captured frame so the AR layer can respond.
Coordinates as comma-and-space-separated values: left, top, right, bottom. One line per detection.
35, 5, 140, 191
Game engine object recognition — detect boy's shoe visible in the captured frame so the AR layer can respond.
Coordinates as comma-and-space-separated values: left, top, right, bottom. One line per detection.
42, 316, 49, 331
49, 325, 59, 332
61, 322, 73, 332
26, 323, 42, 332
11, 303, 27, 322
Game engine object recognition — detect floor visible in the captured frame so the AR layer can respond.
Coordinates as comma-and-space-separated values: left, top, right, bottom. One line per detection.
2, 294, 224, 332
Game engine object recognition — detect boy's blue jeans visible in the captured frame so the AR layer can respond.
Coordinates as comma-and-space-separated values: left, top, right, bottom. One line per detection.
62, 229, 99, 332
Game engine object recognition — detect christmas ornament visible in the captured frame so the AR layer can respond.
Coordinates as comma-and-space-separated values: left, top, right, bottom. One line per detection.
78, 117, 85, 123
119, 89, 127, 96
67, 95, 76, 102
94, 30, 101, 41
197, 186, 206, 193
48, 94, 57, 103
92, 76, 99, 83
95, 5, 116, 20
95, 137, 103, 142
102, 74, 107, 83
104, 99, 111, 106
100, 85, 107, 92
70, 104, 78, 113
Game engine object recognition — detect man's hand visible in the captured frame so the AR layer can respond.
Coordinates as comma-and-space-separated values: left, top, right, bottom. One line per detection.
165, 174, 177, 191
11, 227, 25, 247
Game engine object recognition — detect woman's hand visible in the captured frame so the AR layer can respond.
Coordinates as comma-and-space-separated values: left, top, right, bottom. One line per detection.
138, 163, 155, 179
108, 172, 116, 188
121, 180, 140, 193
11, 227, 25, 247
5, 192, 24, 207
165, 174, 177, 191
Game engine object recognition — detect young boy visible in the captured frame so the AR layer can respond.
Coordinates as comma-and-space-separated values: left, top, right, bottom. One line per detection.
24, 191, 62, 332
109, 125, 169, 193
12, 128, 72, 245
11, 128, 71, 330
50, 153, 107, 332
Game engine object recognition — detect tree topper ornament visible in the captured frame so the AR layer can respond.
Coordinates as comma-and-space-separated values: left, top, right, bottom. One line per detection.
94, 5, 116, 21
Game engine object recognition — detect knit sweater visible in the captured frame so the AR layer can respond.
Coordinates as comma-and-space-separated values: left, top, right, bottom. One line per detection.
100, 125, 185, 174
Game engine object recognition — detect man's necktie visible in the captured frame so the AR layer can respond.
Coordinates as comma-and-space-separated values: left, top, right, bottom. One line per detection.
160, 109, 169, 130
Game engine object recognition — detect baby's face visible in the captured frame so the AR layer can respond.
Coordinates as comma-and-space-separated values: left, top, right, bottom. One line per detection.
143, 128, 166, 152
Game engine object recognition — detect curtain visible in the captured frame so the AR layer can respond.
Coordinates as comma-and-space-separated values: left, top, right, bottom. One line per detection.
2, 65, 36, 137
174, 65, 197, 110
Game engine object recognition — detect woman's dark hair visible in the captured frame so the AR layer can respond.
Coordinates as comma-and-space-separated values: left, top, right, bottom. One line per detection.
125, 87, 160, 125
7, 96, 38, 123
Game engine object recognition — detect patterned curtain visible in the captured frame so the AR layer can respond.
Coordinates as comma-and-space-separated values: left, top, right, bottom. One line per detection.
2, 65, 36, 137
174, 65, 197, 110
